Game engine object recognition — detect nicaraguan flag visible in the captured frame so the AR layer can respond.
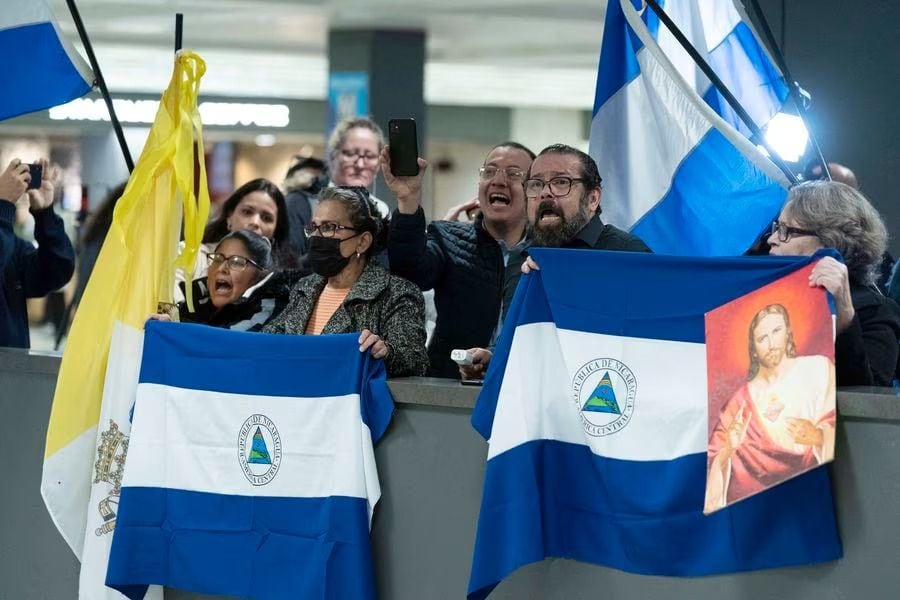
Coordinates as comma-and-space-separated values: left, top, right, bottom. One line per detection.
590, 0, 789, 256
106, 322, 393, 600
467, 248, 842, 599
0, 0, 93, 121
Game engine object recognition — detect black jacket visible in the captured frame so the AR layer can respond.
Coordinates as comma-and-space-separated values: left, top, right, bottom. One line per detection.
1, 201, 75, 348
835, 284, 900, 386
563, 213, 653, 252
285, 188, 316, 258
388, 208, 523, 378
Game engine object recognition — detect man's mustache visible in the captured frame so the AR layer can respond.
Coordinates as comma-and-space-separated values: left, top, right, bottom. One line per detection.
536, 201, 563, 220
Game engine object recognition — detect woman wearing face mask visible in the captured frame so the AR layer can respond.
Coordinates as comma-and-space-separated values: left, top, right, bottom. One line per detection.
767, 181, 900, 386
262, 186, 427, 377
154, 229, 297, 331
175, 179, 300, 302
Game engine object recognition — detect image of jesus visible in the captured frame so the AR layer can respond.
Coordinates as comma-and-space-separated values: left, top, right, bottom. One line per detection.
704, 304, 836, 513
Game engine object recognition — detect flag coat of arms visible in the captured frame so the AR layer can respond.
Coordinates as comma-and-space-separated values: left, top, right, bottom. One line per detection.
0, 0, 93, 121
467, 248, 842, 599
590, 0, 790, 256
106, 323, 393, 600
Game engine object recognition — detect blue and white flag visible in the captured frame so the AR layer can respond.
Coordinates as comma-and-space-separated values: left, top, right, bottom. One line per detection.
467, 248, 842, 599
0, 0, 92, 121
106, 322, 393, 600
590, 0, 790, 256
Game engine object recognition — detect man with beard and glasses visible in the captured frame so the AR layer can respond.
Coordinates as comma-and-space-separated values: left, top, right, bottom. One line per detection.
704, 304, 836, 513
383, 142, 535, 378
525, 144, 650, 254
467, 144, 651, 381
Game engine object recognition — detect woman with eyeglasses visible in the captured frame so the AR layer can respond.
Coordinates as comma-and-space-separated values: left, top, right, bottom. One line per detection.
175, 178, 300, 301
326, 117, 391, 218
262, 186, 428, 377
767, 181, 900, 386
153, 229, 297, 331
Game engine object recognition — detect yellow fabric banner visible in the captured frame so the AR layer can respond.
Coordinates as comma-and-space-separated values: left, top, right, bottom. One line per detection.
41, 51, 210, 557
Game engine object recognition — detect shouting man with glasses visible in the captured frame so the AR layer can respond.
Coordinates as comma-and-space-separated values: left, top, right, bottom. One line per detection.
526, 144, 650, 253
384, 141, 535, 378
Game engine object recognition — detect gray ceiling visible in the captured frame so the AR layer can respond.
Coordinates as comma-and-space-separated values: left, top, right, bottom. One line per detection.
50, 0, 609, 108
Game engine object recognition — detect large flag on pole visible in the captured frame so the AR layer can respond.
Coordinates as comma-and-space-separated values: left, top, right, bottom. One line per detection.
0, 0, 93, 121
590, 0, 790, 256
40, 51, 210, 598
467, 248, 842, 599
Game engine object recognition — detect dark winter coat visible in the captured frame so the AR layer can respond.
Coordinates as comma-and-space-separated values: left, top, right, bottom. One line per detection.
1, 201, 75, 348
388, 207, 523, 378
836, 283, 900, 386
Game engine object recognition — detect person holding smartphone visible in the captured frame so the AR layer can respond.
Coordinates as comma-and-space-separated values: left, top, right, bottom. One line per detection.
0, 158, 75, 348
383, 141, 535, 379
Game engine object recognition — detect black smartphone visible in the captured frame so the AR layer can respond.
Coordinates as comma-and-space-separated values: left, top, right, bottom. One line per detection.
388, 118, 419, 177
27, 163, 43, 190
460, 378, 484, 387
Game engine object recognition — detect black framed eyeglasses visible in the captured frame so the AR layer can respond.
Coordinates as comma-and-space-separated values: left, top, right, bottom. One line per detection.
770, 220, 817, 243
524, 176, 587, 198
207, 253, 262, 272
478, 165, 526, 183
304, 222, 358, 238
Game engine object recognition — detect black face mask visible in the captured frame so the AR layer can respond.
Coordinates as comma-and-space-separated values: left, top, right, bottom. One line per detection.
308, 235, 354, 277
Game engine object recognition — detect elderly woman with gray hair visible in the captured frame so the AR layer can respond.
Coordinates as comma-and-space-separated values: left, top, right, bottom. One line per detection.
767, 180, 900, 386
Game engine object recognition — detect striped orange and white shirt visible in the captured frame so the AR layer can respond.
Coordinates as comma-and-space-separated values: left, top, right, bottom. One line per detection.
305, 285, 351, 335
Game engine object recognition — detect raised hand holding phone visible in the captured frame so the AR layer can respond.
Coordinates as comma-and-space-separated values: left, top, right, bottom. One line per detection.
380, 121, 428, 215
388, 118, 420, 176
26, 158, 58, 211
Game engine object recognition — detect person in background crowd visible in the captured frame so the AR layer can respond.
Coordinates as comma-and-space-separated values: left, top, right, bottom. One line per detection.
443, 198, 481, 222
0, 158, 75, 348
176, 178, 298, 301
767, 181, 900, 386
263, 186, 427, 377
74, 181, 126, 308
804, 160, 859, 190
153, 229, 297, 331
384, 141, 534, 378
283, 156, 328, 258
326, 117, 390, 218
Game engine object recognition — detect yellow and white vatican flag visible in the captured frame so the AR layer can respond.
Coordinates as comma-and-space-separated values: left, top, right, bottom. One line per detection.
40, 50, 210, 599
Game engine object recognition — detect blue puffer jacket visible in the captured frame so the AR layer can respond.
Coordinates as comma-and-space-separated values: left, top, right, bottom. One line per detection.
0, 200, 75, 348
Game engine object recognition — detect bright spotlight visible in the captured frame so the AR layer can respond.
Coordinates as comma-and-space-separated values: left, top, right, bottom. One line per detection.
764, 113, 809, 163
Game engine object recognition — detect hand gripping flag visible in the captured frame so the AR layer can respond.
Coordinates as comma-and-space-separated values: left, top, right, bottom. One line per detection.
0, 0, 92, 121
106, 323, 393, 600
467, 247, 842, 599
590, 0, 790, 256
40, 51, 210, 599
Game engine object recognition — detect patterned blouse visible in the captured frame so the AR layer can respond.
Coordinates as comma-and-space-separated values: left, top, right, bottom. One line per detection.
263, 261, 428, 377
